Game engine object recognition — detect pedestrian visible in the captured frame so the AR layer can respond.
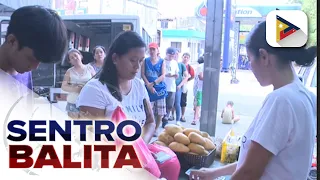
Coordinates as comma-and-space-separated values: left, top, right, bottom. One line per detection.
61, 49, 95, 119
162, 47, 179, 127
192, 55, 204, 125
174, 53, 189, 126
180, 52, 195, 122
141, 42, 167, 136
190, 21, 317, 180
90, 45, 106, 73
76, 31, 156, 144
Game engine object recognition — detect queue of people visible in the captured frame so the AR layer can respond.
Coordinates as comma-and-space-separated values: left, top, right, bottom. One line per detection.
0, 5, 317, 180
141, 43, 200, 136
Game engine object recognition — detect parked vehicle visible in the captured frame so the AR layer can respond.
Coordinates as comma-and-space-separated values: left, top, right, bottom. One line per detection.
0, 14, 154, 107
297, 59, 317, 180
297, 59, 317, 96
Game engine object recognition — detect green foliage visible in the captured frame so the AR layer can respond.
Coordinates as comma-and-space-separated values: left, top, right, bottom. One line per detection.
301, 0, 317, 46
287, 0, 317, 46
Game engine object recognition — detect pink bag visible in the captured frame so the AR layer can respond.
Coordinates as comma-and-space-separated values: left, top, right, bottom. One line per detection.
148, 143, 181, 180
111, 106, 161, 178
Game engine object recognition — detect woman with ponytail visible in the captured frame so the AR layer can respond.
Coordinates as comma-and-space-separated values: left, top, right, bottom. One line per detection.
190, 21, 317, 180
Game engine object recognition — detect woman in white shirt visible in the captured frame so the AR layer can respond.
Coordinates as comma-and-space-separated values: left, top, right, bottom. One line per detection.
190, 21, 317, 180
61, 49, 95, 118
76, 31, 156, 143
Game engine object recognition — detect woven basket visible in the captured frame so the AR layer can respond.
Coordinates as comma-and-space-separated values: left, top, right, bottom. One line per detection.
175, 149, 216, 169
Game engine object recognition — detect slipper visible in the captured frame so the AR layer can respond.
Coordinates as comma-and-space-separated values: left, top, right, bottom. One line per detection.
180, 117, 186, 122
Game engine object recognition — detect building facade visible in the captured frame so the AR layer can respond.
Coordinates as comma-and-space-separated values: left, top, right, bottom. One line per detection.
159, 29, 205, 63
157, 16, 205, 61
52, 0, 159, 40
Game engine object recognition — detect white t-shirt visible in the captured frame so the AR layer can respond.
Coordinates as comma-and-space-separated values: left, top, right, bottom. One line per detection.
163, 59, 179, 92
193, 64, 204, 95
67, 65, 93, 104
236, 78, 317, 180
76, 78, 150, 126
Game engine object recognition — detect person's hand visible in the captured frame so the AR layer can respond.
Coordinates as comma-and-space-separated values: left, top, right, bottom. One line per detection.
189, 168, 219, 180
177, 85, 182, 90
149, 87, 156, 94
147, 82, 154, 88
76, 84, 84, 93
173, 74, 178, 79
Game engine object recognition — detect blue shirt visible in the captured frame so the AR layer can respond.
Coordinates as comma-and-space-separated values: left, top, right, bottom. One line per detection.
11, 71, 33, 91
176, 62, 186, 86
144, 57, 163, 83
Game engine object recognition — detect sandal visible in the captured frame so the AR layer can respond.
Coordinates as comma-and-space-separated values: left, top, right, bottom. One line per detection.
191, 120, 197, 125
180, 117, 186, 122
153, 132, 159, 137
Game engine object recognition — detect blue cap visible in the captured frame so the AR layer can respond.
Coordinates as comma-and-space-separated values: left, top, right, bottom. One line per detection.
166, 47, 176, 55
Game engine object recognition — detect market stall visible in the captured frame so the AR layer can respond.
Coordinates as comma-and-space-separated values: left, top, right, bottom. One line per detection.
151, 124, 242, 180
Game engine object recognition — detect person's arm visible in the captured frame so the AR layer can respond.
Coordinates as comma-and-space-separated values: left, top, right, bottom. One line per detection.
154, 59, 166, 84
211, 162, 238, 177
231, 142, 273, 180
174, 62, 179, 79
221, 109, 225, 118
141, 59, 151, 85
178, 64, 188, 88
140, 84, 156, 143
198, 71, 204, 80
232, 109, 235, 119
188, 66, 195, 81
141, 98, 156, 143
61, 69, 82, 93
77, 82, 107, 119
189, 162, 238, 180
76, 81, 111, 144
197, 65, 204, 80
231, 96, 294, 180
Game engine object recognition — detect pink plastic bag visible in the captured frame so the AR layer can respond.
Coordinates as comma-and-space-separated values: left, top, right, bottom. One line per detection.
148, 143, 181, 180
111, 106, 161, 178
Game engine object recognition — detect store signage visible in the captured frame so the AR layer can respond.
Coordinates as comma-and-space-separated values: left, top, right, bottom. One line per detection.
195, 2, 263, 18
235, 7, 262, 18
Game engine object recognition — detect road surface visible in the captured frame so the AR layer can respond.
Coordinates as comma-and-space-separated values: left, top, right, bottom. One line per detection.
153, 69, 272, 141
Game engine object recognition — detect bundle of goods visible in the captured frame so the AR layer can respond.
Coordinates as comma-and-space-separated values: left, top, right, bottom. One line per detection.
153, 124, 216, 169
220, 129, 241, 163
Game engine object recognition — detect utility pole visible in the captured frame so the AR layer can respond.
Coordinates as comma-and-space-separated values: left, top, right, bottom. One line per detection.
100, 0, 104, 14
199, 0, 224, 136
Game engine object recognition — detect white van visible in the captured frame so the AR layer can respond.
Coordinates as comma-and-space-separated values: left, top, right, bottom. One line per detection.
0, 14, 154, 105
298, 59, 317, 96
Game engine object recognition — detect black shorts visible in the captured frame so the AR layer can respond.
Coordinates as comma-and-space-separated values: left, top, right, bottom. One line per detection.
180, 92, 187, 107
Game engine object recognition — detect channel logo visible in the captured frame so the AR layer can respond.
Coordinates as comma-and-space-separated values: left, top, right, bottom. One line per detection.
266, 10, 308, 47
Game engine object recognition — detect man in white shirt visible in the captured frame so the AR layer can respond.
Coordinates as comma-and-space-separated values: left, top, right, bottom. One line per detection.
162, 47, 179, 127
